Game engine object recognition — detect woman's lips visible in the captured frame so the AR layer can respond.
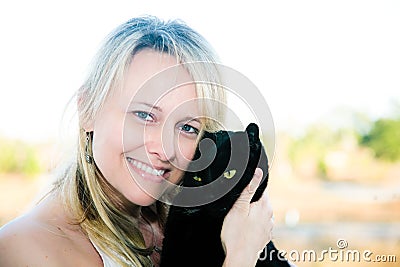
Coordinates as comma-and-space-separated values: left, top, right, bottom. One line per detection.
126, 157, 171, 183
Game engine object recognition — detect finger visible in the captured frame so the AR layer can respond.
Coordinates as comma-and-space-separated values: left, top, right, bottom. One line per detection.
248, 168, 263, 194
234, 168, 263, 206
260, 190, 274, 218
252, 190, 274, 222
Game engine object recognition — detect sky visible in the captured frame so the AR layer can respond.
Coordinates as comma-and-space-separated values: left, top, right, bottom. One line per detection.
0, 0, 399, 142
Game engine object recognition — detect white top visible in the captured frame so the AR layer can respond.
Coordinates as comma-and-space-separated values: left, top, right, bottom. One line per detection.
91, 241, 137, 267
92, 241, 123, 267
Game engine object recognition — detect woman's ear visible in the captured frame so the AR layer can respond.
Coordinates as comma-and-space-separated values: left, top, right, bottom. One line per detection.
81, 120, 94, 133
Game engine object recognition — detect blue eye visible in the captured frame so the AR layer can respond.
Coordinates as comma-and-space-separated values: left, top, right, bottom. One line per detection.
134, 111, 154, 122
180, 124, 199, 135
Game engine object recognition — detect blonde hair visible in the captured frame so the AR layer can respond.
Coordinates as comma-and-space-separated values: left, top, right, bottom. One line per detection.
54, 16, 226, 266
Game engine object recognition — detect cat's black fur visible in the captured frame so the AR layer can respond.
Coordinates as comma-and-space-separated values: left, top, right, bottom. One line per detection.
160, 123, 289, 267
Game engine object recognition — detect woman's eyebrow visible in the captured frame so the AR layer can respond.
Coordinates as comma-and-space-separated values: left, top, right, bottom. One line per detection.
131, 102, 162, 112
181, 117, 201, 124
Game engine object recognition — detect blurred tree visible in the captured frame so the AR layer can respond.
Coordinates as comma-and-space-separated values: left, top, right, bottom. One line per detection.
0, 138, 41, 176
360, 118, 400, 162
287, 124, 340, 179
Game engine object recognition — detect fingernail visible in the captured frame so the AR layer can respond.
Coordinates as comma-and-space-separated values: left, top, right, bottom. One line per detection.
249, 168, 262, 193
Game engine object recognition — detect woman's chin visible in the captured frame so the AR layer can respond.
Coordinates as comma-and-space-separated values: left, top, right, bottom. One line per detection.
124, 187, 167, 206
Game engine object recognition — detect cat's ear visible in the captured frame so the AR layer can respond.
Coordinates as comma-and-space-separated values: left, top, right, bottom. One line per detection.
245, 123, 260, 142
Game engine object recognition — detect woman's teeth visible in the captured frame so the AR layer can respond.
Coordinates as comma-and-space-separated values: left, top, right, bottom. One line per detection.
127, 158, 165, 176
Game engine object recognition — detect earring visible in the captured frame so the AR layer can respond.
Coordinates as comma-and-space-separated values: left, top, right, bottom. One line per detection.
85, 131, 93, 164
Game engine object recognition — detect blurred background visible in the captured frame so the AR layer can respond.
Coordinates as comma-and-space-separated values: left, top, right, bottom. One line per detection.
0, 1, 399, 266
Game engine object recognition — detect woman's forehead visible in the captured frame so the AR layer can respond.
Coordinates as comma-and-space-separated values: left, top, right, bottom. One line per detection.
128, 50, 193, 88
122, 50, 196, 103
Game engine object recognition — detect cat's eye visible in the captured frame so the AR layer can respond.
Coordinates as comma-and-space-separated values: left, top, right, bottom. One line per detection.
223, 169, 236, 179
193, 176, 202, 182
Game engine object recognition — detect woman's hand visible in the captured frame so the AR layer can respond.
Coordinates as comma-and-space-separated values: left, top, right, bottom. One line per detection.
221, 168, 274, 267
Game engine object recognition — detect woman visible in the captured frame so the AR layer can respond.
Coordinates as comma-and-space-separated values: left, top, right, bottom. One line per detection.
0, 16, 273, 267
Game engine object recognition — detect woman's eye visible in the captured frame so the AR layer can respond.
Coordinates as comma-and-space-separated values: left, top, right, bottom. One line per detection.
134, 111, 154, 122
180, 124, 199, 135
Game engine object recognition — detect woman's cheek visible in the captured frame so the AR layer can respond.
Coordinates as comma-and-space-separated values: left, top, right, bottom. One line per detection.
178, 136, 197, 164
122, 119, 145, 150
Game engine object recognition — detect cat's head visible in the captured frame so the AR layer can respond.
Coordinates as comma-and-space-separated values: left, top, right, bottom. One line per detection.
176, 123, 269, 210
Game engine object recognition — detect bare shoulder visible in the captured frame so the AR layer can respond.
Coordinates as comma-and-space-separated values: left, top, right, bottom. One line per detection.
0, 214, 67, 266
0, 198, 102, 267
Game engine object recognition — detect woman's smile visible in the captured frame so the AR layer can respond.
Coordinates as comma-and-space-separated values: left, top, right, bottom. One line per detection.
126, 157, 172, 183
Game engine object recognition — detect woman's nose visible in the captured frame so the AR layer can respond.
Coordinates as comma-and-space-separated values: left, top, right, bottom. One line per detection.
145, 124, 176, 162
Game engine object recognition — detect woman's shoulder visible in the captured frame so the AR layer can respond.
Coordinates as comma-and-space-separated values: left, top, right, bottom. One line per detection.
0, 198, 102, 266
0, 214, 68, 266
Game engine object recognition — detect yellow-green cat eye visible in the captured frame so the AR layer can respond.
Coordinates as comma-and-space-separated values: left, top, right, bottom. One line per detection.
193, 176, 202, 182
223, 169, 236, 179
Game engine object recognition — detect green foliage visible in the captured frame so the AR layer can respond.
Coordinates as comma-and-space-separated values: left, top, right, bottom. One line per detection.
0, 138, 41, 175
289, 125, 338, 158
285, 107, 400, 181
287, 125, 341, 178
359, 118, 400, 162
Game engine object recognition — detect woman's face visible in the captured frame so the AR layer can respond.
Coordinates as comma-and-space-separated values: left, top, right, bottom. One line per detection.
90, 50, 201, 206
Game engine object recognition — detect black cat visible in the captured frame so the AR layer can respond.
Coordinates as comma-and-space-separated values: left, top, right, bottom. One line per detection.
160, 123, 290, 267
